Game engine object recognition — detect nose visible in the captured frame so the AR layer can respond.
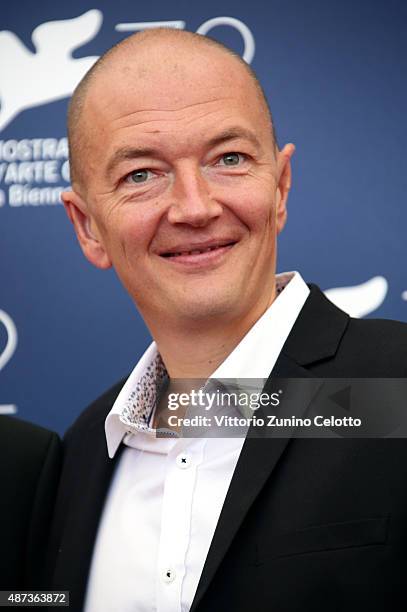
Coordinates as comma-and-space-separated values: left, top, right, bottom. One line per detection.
167, 163, 223, 227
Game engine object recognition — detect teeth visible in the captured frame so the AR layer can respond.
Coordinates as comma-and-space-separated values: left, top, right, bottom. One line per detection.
166, 244, 230, 257
175, 246, 219, 256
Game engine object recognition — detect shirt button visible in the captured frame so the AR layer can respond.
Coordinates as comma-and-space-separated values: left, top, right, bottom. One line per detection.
163, 568, 176, 583
176, 452, 191, 469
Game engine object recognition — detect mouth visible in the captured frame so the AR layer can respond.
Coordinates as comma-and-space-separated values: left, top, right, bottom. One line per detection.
158, 240, 238, 266
161, 241, 236, 258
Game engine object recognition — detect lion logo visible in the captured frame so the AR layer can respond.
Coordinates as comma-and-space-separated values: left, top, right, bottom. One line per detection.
0, 9, 102, 131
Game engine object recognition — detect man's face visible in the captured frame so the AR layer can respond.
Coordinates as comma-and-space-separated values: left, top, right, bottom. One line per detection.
65, 41, 292, 330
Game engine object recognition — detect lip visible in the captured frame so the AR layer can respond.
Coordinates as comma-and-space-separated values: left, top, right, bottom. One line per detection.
158, 239, 237, 257
158, 240, 237, 269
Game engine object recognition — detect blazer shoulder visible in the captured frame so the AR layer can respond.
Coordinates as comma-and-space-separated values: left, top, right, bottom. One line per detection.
330, 316, 407, 376
64, 377, 128, 442
0, 418, 61, 590
0, 416, 60, 464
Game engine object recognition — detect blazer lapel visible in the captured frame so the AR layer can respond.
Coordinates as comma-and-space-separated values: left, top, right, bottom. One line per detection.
190, 285, 349, 611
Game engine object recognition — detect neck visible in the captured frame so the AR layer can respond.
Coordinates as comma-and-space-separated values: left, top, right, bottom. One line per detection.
147, 286, 277, 378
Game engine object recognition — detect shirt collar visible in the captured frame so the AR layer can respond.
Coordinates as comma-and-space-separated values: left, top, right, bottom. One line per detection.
105, 271, 309, 457
105, 343, 165, 457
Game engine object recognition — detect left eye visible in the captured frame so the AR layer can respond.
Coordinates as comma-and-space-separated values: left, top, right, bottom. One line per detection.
127, 169, 153, 183
219, 152, 245, 166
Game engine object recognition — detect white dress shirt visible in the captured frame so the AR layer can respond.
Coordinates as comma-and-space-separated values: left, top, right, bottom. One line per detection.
84, 271, 310, 612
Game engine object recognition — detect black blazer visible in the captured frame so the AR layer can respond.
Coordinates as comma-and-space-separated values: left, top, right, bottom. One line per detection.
0, 416, 61, 591
47, 285, 407, 611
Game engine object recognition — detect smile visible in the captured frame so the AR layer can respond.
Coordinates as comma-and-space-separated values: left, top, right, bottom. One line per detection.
162, 242, 236, 258
159, 241, 237, 266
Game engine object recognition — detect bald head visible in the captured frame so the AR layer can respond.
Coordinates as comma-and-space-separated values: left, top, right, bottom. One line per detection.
67, 28, 277, 187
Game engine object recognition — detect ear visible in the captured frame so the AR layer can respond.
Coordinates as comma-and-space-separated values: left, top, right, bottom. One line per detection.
275, 143, 295, 234
61, 190, 112, 269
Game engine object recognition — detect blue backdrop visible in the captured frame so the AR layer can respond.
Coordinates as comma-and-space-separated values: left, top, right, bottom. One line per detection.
1, 0, 406, 434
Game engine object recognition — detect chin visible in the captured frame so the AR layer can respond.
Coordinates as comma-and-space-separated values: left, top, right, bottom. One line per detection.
175, 293, 243, 322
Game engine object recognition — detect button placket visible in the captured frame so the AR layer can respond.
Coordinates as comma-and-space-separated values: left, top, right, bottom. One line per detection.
157, 441, 206, 611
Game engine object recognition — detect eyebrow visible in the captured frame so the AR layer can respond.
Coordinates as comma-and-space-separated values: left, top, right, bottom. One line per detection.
106, 146, 160, 177
106, 126, 262, 176
206, 127, 262, 151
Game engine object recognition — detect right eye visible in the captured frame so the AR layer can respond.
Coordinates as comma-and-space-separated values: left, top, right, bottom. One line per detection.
126, 169, 154, 184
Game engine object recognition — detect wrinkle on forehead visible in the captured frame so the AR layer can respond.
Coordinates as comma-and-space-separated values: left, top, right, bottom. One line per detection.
88, 77, 261, 134
108, 98, 228, 123
109, 102, 239, 133
110, 102, 225, 124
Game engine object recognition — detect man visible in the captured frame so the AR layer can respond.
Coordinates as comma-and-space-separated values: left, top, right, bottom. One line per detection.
48, 29, 407, 611
0, 416, 61, 591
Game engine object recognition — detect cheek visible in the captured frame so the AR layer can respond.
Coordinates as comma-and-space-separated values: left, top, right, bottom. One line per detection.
98, 206, 159, 265
229, 187, 275, 232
